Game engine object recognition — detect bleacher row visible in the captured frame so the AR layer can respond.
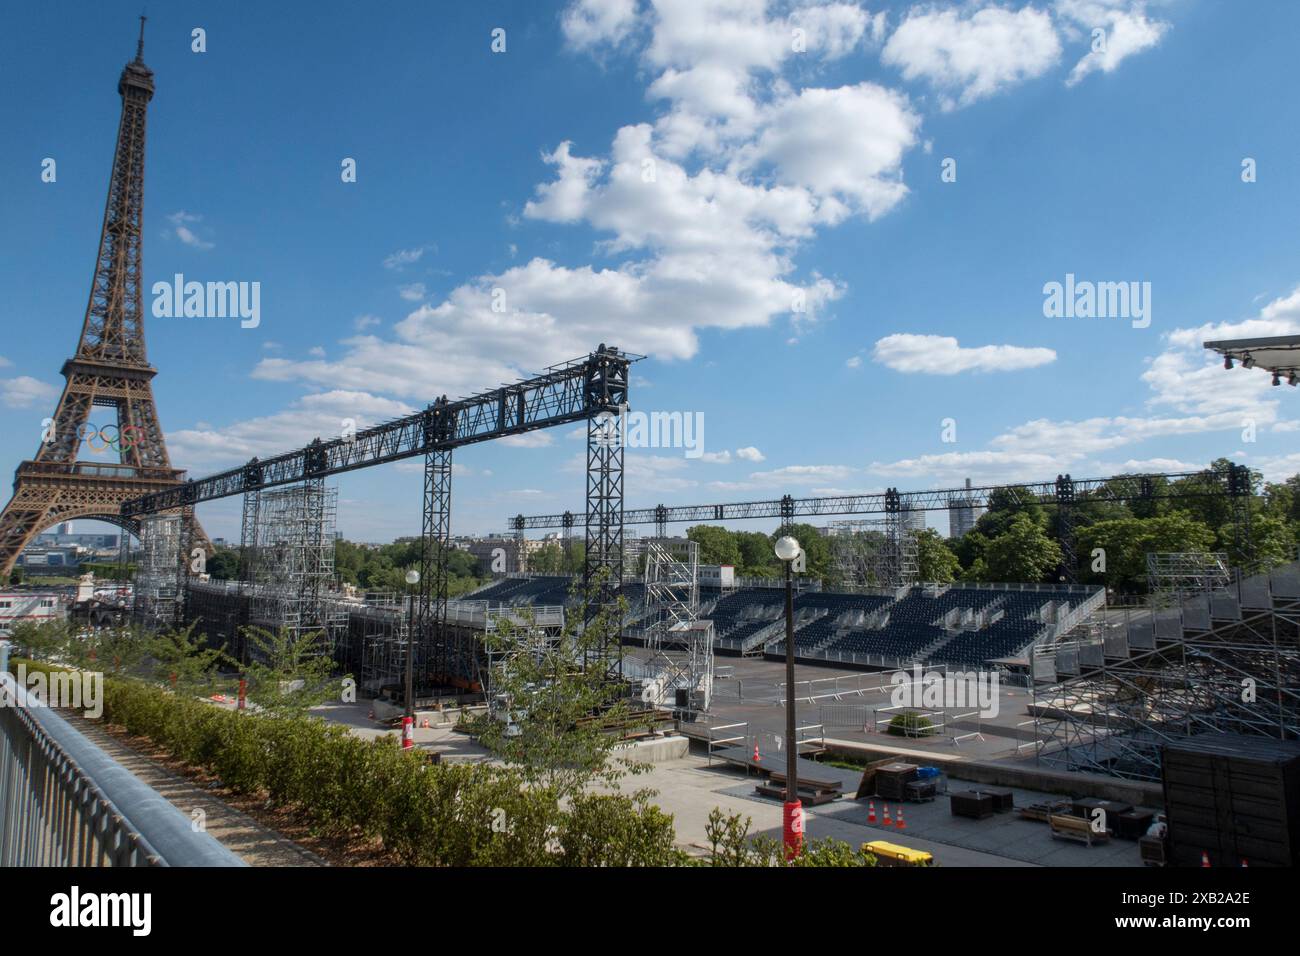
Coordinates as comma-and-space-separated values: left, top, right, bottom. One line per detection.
461, 576, 1094, 668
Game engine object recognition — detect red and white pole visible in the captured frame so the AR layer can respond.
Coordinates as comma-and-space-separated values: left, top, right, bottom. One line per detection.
402, 715, 414, 750
783, 799, 804, 860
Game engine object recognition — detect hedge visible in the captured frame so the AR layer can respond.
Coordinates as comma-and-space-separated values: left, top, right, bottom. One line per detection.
10, 659, 684, 867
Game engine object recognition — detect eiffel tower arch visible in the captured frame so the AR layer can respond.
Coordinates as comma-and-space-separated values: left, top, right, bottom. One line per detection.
0, 19, 207, 578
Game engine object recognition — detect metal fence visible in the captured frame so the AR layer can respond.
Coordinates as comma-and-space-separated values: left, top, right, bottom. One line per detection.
0, 670, 245, 867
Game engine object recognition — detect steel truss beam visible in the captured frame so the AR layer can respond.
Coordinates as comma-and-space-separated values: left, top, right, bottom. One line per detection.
511, 467, 1247, 531
122, 347, 640, 517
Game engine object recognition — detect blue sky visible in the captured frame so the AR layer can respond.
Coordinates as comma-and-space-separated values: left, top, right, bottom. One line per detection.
4, 0, 1300, 544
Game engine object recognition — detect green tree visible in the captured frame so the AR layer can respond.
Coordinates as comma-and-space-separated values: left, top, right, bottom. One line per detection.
206, 547, 240, 580
686, 525, 741, 567
736, 531, 778, 577
7, 620, 72, 663
1077, 512, 1216, 592
914, 528, 960, 583
984, 514, 1061, 583
241, 625, 345, 715
1221, 513, 1295, 572
468, 573, 645, 802
147, 622, 230, 693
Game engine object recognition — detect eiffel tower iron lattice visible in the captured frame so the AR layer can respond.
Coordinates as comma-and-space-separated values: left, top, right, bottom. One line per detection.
0, 19, 208, 578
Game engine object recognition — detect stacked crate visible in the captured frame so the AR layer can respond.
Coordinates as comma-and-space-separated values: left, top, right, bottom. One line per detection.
1161, 733, 1300, 867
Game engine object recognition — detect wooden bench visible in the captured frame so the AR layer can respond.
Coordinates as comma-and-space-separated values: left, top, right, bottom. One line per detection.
1049, 812, 1110, 846
758, 770, 843, 805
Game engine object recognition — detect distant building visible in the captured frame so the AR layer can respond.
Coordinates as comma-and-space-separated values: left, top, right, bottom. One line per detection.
947, 478, 984, 539
0, 589, 69, 634
35, 530, 119, 549
17, 546, 84, 573
465, 536, 547, 573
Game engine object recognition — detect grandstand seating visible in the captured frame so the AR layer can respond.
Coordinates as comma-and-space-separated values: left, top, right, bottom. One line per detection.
464, 575, 1101, 667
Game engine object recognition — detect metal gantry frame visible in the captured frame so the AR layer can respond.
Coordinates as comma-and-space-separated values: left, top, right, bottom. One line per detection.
511, 465, 1254, 585
123, 344, 638, 698
582, 353, 629, 675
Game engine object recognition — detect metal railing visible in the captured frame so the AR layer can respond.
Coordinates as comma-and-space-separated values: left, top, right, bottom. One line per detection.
0, 671, 245, 867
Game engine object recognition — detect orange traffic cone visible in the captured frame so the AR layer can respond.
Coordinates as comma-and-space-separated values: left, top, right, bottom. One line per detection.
1201, 851, 1211, 867
896, 807, 906, 830
367, 710, 375, 720
882, 804, 892, 826
421, 718, 430, 729
1241, 858, 1248, 867
753, 742, 761, 763
867, 801, 877, 824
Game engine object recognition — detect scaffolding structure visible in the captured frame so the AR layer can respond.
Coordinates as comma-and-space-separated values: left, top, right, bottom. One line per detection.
1032, 562, 1300, 781
247, 480, 345, 654
828, 519, 887, 587
132, 513, 182, 629
1146, 551, 1231, 597
628, 538, 714, 711
828, 508, 917, 588
343, 596, 413, 693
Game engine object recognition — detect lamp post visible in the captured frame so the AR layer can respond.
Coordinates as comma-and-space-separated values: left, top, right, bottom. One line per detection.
403, 568, 420, 750
774, 534, 803, 859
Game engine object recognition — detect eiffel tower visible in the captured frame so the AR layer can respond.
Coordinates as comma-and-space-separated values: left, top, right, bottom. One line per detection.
0, 18, 208, 577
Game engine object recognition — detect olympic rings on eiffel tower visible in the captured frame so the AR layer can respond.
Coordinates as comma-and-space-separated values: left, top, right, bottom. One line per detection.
75, 422, 143, 452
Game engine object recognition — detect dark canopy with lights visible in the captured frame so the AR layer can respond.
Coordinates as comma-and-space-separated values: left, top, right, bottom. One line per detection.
1204, 334, 1300, 386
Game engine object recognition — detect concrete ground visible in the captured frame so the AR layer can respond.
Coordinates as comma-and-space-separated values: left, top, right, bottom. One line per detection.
667, 650, 1047, 761
309, 692, 1146, 866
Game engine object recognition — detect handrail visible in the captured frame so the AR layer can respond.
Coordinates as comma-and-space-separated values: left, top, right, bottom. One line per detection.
0, 671, 245, 867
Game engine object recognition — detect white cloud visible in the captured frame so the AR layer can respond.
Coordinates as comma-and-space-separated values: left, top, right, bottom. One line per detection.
562, 0, 641, 49
867, 288, 1300, 487
383, 247, 426, 270
741, 83, 920, 220
1251, 453, 1300, 483
870, 450, 1063, 484
882, 5, 1061, 109
845, 355, 862, 368
499, 432, 555, 449
1093, 457, 1205, 474
398, 283, 427, 302
523, 142, 605, 223
735, 445, 765, 462
699, 450, 733, 464
1, 375, 58, 409
872, 334, 1057, 374
256, 2, 924, 402
748, 463, 855, 485
1058, 1, 1171, 87
166, 211, 214, 250
353, 315, 382, 331
166, 390, 415, 470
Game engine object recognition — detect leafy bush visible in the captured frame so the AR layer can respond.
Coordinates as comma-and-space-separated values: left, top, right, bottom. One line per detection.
887, 710, 936, 738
